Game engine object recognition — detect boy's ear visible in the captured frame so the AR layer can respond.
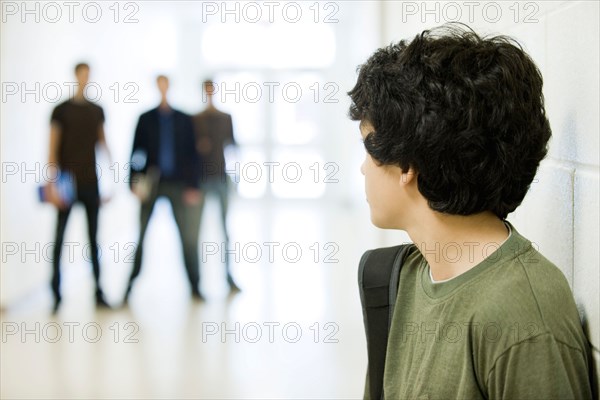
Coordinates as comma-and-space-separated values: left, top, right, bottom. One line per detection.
399, 167, 417, 186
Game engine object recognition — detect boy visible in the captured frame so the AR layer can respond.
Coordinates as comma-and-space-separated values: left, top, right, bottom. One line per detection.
48, 63, 111, 312
348, 24, 593, 399
125, 75, 202, 302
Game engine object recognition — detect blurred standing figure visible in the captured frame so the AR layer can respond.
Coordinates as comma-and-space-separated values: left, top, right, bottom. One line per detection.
125, 75, 203, 303
193, 79, 240, 292
47, 62, 112, 313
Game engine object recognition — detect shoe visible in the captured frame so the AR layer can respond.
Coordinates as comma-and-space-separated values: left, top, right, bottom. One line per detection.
192, 289, 205, 302
52, 294, 62, 314
122, 283, 133, 306
96, 291, 111, 309
227, 277, 241, 293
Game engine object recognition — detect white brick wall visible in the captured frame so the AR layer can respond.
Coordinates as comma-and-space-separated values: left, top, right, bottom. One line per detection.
511, 161, 575, 285
381, 0, 600, 392
544, 2, 600, 390
574, 169, 600, 383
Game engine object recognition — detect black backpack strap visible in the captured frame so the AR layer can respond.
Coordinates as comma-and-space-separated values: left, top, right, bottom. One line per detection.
358, 244, 412, 400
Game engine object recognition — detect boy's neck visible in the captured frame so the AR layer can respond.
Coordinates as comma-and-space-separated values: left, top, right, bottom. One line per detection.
73, 88, 86, 102
205, 97, 217, 112
159, 98, 170, 110
407, 211, 509, 281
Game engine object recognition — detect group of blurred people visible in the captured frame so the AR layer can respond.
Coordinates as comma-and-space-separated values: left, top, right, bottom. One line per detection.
45, 63, 238, 313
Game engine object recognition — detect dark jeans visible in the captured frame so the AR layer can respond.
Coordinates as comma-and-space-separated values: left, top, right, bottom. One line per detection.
128, 181, 201, 292
199, 177, 229, 240
52, 185, 102, 299
199, 177, 234, 281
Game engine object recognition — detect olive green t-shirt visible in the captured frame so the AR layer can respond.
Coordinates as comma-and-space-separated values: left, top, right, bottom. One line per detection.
376, 224, 593, 399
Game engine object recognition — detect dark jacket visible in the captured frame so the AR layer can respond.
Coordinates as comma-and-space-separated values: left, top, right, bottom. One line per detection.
129, 107, 199, 188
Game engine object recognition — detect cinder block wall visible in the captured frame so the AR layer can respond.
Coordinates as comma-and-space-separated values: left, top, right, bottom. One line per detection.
380, 0, 599, 391
510, 1, 600, 389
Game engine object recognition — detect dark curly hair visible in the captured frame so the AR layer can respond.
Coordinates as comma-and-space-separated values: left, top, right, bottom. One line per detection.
348, 23, 551, 219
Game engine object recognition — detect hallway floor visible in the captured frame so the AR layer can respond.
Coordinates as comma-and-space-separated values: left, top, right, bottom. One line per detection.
1, 197, 379, 399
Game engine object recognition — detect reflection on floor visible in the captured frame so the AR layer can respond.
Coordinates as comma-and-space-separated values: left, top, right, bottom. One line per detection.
1, 197, 379, 399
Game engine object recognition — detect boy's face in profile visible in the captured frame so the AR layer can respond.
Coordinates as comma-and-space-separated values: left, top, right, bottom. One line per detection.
359, 121, 408, 230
